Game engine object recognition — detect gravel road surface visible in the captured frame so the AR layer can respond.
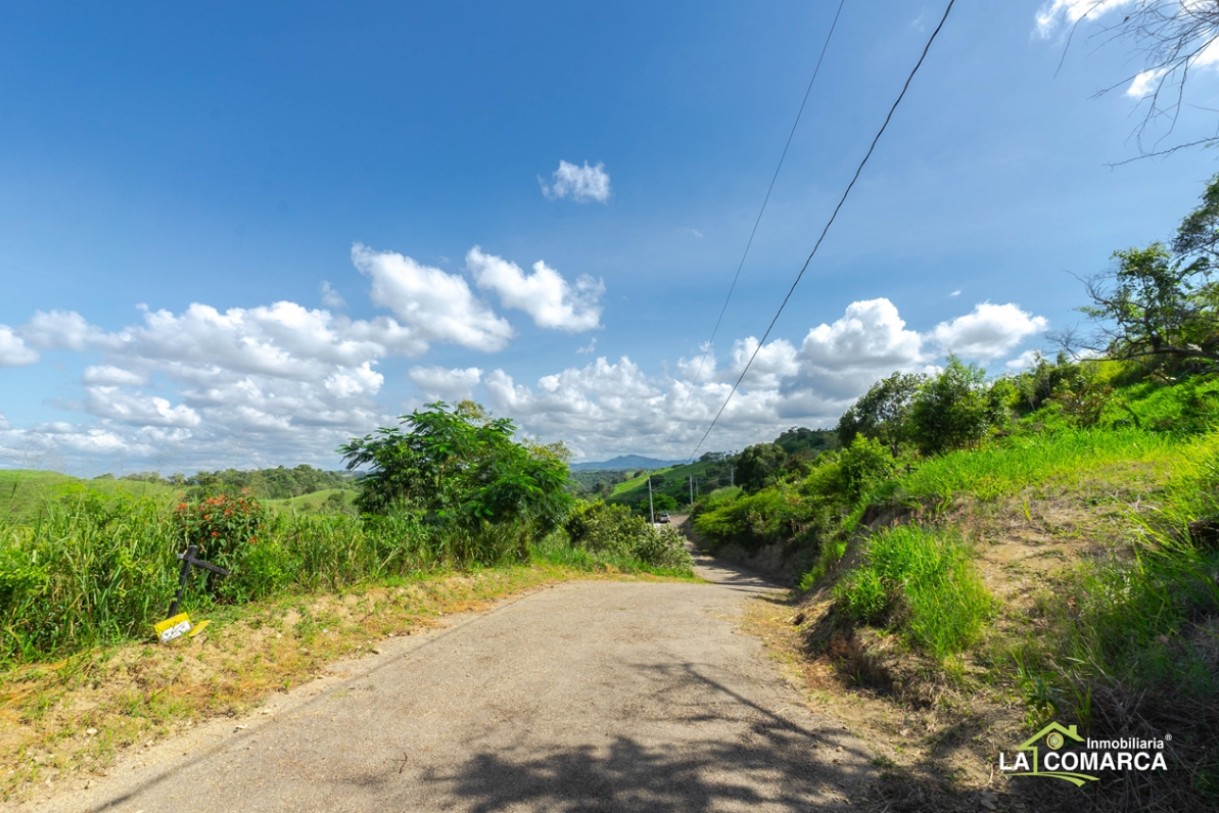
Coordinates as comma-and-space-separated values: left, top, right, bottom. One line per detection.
37, 551, 874, 812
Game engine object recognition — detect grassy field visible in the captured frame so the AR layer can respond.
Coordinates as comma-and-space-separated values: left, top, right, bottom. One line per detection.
0, 470, 177, 523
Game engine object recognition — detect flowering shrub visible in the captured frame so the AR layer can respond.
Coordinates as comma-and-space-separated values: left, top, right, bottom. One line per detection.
172, 493, 266, 564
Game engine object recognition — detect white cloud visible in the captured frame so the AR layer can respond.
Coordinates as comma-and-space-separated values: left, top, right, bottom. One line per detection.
950, 289, 961, 297
0, 290, 1052, 472
107, 301, 386, 377
796, 298, 928, 398
351, 243, 513, 352
1127, 67, 1168, 99
466, 247, 604, 332
85, 386, 202, 428
1035, 0, 1133, 38
1033, 0, 1219, 98
324, 362, 384, 398
540, 160, 612, 203
0, 325, 38, 366
726, 337, 799, 390
1005, 349, 1045, 371
932, 302, 1048, 360
83, 365, 148, 386
21, 310, 98, 350
320, 280, 346, 309
408, 366, 483, 402
684, 227, 704, 239
577, 337, 597, 355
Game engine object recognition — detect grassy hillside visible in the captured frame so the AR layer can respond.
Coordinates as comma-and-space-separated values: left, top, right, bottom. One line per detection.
0, 470, 177, 523
691, 362, 1219, 811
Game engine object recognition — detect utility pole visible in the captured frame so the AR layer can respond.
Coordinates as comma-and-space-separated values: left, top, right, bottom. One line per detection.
689, 474, 694, 508
647, 471, 655, 525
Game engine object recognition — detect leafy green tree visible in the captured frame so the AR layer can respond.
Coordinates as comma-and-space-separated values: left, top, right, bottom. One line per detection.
836, 371, 926, 452
1078, 175, 1219, 367
338, 402, 572, 536
774, 427, 838, 459
908, 357, 990, 456
735, 442, 786, 494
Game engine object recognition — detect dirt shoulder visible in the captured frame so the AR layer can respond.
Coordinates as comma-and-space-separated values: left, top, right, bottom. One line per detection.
26, 556, 874, 813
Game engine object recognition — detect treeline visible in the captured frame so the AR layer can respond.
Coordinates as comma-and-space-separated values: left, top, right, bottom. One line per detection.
95, 465, 356, 500
601, 427, 837, 515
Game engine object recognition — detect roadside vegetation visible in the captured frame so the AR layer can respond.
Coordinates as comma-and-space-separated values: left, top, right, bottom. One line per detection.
0, 400, 691, 802
689, 174, 1219, 810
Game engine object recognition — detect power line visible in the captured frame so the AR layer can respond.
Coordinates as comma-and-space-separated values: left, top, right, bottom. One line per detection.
688, 0, 957, 462
680, 0, 848, 414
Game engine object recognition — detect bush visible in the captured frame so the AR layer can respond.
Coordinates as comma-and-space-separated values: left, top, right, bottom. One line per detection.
171, 493, 266, 568
566, 501, 693, 571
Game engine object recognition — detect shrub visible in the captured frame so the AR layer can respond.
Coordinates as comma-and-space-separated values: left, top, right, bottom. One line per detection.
172, 492, 266, 567
566, 501, 693, 571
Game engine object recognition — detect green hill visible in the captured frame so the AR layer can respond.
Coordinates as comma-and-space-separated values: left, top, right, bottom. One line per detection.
0, 470, 178, 523
688, 359, 1219, 811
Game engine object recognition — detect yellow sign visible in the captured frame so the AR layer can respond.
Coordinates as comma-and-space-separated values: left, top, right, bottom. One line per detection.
155, 612, 192, 643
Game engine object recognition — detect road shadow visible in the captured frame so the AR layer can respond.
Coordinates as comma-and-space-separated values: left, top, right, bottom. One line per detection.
420, 660, 875, 812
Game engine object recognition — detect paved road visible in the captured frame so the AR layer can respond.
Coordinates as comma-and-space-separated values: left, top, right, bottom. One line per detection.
39, 552, 874, 812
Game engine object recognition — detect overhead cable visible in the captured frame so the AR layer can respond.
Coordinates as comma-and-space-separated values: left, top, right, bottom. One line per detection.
688, 0, 957, 461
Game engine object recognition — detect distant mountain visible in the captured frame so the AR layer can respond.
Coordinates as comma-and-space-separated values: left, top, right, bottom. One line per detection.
569, 455, 684, 472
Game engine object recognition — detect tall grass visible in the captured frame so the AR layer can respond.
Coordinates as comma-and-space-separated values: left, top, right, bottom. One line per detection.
0, 490, 696, 666
897, 428, 1181, 503
0, 494, 531, 665
833, 525, 993, 660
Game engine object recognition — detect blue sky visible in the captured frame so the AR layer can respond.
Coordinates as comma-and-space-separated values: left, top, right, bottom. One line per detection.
2, 0, 1219, 474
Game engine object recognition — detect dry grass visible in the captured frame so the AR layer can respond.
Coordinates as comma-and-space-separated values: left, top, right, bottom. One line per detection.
744, 459, 1185, 812
0, 563, 668, 804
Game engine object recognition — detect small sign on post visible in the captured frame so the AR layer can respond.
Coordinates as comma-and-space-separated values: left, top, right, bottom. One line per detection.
154, 545, 230, 643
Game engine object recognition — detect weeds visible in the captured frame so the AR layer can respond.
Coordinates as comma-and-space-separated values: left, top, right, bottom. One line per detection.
833, 525, 993, 660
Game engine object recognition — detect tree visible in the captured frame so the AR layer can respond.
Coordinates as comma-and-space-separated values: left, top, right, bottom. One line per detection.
908, 357, 991, 455
836, 371, 927, 453
1076, 174, 1219, 366
338, 402, 572, 535
734, 442, 786, 494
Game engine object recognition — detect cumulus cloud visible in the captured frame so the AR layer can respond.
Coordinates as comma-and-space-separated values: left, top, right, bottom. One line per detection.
0, 289, 1050, 472
932, 302, 1047, 360
726, 337, 799, 390
352, 243, 513, 352
107, 301, 390, 377
21, 310, 99, 350
85, 386, 202, 428
0, 326, 38, 366
540, 160, 612, 203
409, 366, 483, 402
796, 298, 927, 398
466, 247, 604, 332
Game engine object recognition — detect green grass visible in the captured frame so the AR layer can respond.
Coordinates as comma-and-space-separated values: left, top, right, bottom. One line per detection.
262, 488, 358, 515
833, 525, 993, 660
896, 428, 1182, 504
0, 470, 177, 523
0, 489, 694, 666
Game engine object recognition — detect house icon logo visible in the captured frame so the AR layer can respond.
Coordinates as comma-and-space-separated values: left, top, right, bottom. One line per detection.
998, 721, 1099, 787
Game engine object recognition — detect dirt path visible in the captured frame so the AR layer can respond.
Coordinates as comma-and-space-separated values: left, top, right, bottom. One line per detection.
33, 552, 874, 812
